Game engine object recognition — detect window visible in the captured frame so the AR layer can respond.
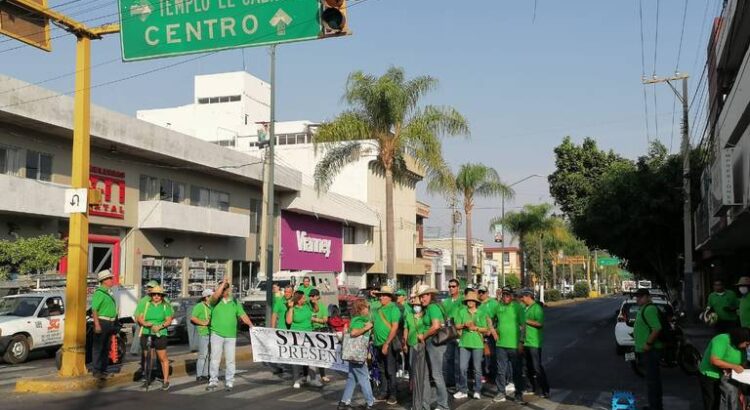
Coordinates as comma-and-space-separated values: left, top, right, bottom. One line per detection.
191, 186, 210, 207
502, 252, 510, 265
198, 98, 209, 104
216, 139, 236, 147
296, 134, 306, 144
230, 95, 241, 102
249, 198, 261, 233
160, 179, 185, 203
0, 145, 21, 176
139, 175, 159, 200
343, 226, 355, 244
209, 97, 219, 103
25, 150, 52, 181
211, 191, 230, 211
219, 96, 230, 103
191, 186, 230, 211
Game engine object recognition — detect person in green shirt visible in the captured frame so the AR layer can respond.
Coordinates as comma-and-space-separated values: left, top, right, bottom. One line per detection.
190, 289, 213, 382
478, 285, 498, 316
736, 277, 750, 328
338, 299, 375, 410
206, 279, 254, 392
91, 270, 118, 379
272, 285, 294, 329
520, 288, 549, 398
491, 286, 526, 404
402, 293, 428, 410
707, 280, 739, 334
442, 278, 463, 389
417, 285, 448, 410
699, 328, 750, 410
137, 285, 174, 390
371, 286, 401, 404
454, 291, 489, 400
286, 291, 322, 388
297, 276, 315, 297
632, 288, 663, 410
309, 288, 331, 382
130, 280, 160, 357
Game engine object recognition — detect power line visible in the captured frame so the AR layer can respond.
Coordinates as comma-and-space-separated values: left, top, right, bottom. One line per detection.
675, 0, 689, 72
638, 0, 651, 143
653, 0, 660, 76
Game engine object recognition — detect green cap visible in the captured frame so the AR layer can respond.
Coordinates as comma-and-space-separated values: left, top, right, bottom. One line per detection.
146, 280, 160, 288
395, 289, 407, 297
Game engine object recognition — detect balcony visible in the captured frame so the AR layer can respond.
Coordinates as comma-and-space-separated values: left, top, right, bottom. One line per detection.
343, 243, 376, 264
714, 0, 750, 74
0, 174, 67, 218
138, 200, 249, 237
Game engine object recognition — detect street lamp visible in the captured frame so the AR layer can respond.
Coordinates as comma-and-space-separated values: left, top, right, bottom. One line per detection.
499, 174, 545, 288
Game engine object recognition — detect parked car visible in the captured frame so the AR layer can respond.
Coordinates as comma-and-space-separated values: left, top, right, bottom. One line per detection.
614, 297, 673, 355
0, 292, 65, 364
168, 297, 198, 343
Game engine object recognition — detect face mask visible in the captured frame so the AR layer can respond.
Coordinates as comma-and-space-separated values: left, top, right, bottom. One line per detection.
413, 305, 422, 314
740, 287, 749, 295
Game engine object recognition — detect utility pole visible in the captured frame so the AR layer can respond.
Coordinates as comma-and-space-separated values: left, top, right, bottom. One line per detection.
259, 45, 277, 325
643, 73, 694, 319
500, 194, 506, 287
450, 195, 458, 280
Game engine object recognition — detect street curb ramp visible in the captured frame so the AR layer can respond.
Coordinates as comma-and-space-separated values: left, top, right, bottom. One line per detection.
14, 348, 253, 393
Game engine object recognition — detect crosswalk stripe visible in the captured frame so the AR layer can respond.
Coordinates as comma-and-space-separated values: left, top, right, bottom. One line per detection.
225, 383, 289, 399
280, 390, 323, 402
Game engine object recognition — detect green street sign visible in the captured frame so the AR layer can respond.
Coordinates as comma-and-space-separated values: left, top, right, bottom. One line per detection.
597, 257, 620, 267
118, 0, 323, 61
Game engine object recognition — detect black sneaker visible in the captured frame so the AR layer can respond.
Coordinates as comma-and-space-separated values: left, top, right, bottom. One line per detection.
162, 382, 171, 391
374, 395, 387, 403
337, 402, 353, 410
386, 396, 397, 405
541, 391, 550, 399
515, 395, 528, 405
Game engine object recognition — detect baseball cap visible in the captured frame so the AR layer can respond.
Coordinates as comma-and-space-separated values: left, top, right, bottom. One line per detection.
201, 289, 213, 298
501, 286, 513, 294
395, 289, 407, 297
478, 285, 488, 293
519, 288, 535, 297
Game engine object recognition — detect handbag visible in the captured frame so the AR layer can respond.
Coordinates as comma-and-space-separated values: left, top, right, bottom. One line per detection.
378, 307, 402, 352
342, 332, 370, 363
431, 304, 459, 346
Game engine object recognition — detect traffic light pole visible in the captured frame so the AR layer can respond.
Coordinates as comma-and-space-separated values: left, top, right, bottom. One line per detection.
261, 45, 277, 325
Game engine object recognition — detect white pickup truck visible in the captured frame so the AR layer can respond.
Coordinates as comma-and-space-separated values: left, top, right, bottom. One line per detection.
0, 287, 138, 364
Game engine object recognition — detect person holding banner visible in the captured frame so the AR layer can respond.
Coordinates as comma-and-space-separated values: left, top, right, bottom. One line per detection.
417, 285, 449, 410
272, 286, 294, 329
310, 288, 331, 383
190, 289, 213, 383
339, 299, 376, 410
286, 291, 323, 388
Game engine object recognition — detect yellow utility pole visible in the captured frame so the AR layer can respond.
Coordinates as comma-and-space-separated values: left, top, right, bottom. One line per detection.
0, 0, 119, 377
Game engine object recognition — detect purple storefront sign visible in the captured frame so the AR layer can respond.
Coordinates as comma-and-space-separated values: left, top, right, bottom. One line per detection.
280, 211, 343, 272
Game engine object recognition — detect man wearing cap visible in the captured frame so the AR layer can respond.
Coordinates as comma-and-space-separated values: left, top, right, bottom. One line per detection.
191, 289, 214, 383
520, 288, 550, 398
633, 288, 663, 410
91, 270, 117, 378
372, 285, 402, 405
491, 286, 526, 403
478, 285, 498, 316
707, 280, 739, 334
737, 277, 750, 328
442, 278, 463, 390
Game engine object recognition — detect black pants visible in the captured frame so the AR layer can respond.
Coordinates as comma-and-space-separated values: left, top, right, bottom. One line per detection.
640, 349, 663, 410
700, 375, 720, 410
524, 347, 550, 395
375, 344, 398, 396
92, 320, 116, 374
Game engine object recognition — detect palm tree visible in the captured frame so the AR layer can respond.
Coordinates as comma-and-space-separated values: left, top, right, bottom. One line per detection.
491, 203, 555, 286
314, 67, 470, 279
426, 163, 459, 278
455, 164, 513, 279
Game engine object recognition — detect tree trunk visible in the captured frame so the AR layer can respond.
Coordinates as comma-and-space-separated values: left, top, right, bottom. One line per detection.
385, 167, 396, 281
552, 262, 557, 291
465, 206, 473, 283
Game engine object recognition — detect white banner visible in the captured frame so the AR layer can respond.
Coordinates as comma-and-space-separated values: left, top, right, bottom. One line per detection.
249, 327, 348, 372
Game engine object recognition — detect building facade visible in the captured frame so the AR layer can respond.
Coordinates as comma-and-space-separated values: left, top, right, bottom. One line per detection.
484, 246, 522, 288
694, 1, 750, 304
422, 237, 485, 288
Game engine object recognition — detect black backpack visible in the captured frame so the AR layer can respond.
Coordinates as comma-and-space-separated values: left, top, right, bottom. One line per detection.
642, 303, 676, 345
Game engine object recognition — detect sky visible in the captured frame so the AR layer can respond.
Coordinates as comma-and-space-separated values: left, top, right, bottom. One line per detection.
1, 0, 724, 245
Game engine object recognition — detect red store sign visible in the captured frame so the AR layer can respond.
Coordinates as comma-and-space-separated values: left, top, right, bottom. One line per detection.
89, 166, 125, 219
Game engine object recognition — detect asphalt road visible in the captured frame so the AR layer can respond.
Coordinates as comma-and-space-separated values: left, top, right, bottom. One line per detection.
0, 297, 704, 410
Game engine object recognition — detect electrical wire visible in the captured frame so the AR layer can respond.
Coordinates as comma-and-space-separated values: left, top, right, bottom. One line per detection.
675, 0, 689, 72
653, 0, 660, 76
638, 0, 651, 143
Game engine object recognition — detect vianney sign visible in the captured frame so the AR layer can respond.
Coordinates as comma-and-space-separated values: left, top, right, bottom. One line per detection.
118, 0, 322, 61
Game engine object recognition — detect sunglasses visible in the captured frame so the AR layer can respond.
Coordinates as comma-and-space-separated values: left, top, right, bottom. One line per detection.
448, 285, 457, 288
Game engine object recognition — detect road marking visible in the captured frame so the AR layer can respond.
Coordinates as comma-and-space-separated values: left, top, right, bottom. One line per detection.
280, 390, 324, 402
226, 383, 289, 399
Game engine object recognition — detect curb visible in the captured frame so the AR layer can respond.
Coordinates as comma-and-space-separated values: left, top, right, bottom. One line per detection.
15, 348, 253, 394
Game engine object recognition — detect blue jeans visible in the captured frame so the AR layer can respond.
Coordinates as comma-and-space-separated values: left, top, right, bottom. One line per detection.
443, 340, 459, 387
209, 334, 236, 386
427, 341, 449, 410
195, 334, 210, 377
458, 347, 483, 394
341, 362, 374, 406
496, 347, 524, 396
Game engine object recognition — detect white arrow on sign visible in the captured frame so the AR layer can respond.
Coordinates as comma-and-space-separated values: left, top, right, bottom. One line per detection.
130, 0, 152, 22
64, 188, 88, 214
270, 8, 292, 35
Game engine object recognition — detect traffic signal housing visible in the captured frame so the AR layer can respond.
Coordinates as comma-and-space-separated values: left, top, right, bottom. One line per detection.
320, 0, 349, 37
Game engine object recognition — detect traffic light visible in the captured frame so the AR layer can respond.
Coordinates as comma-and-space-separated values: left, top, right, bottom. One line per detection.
320, 0, 349, 37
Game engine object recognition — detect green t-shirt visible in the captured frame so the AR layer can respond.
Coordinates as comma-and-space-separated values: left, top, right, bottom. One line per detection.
524, 302, 544, 348
700, 333, 746, 379
442, 295, 464, 320
479, 298, 499, 318
134, 295, 171, 317
456, 308, 488, 349
708, 291, 739, 322
273, 298, 289, 329
494, 301, 525, 348
210, 297, 245, 338
404, 308, 422, 347
422, 303, 445, 331
289, 304, 313, 331
91, 286, 117, 318
373, 302, 401, 346
740, 295, 750, 328
349, 315, 370, 336
312, 303, 329, 330
140, 301, 174, 337
633, 303, 663, 352
297, 284, 315, 297
190, 302, 212, 336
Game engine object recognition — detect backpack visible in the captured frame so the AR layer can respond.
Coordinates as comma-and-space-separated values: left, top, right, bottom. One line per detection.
642, 303, 676, 345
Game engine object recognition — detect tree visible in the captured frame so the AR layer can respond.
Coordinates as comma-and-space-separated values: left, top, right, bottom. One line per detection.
454, 164, 512, 278
491, 203, 556, 286
0, 235, 66, 277
522, 218, 586, 288
314, 67, 470, 278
